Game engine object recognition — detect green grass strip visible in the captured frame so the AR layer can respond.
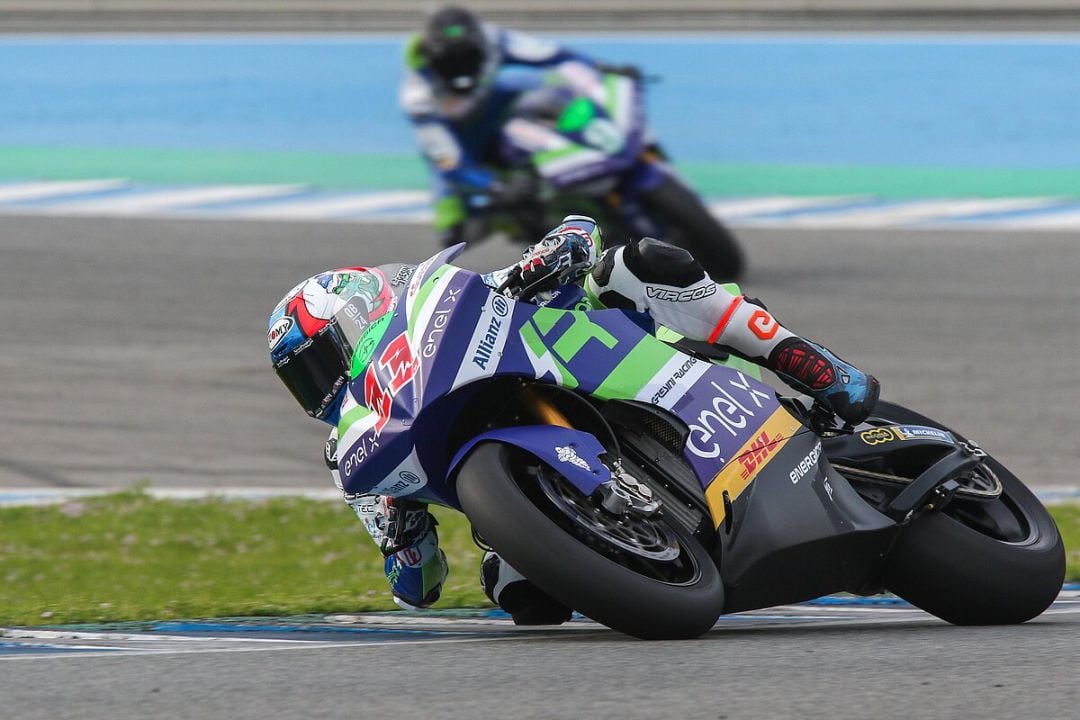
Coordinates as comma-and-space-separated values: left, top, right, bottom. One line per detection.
0, 491, 1076, 627
0, 489, 487, 627
4, 145, 1080, 198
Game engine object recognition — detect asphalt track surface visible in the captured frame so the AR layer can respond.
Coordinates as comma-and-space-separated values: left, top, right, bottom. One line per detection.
2, 215, 1079, 718
2, 597, 1079, 720
1, 214, 1077, 490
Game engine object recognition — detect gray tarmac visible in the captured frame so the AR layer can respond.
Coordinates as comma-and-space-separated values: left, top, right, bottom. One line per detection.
2, 601, 1079, 720
1, 214, 1077, 490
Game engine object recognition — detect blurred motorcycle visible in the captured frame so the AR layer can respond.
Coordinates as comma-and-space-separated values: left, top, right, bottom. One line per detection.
476, 62, 744, 280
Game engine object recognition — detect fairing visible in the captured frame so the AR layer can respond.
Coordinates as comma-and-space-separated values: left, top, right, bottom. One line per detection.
334, 244, 803, 522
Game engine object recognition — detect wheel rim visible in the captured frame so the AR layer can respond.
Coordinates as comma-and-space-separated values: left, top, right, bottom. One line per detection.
535, 466, 680, 561
522, 463, 703, 586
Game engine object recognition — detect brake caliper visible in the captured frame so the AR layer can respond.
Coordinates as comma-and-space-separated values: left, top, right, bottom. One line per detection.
594, 459, 661, 518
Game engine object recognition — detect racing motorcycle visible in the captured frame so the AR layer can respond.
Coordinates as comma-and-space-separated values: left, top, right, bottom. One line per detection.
333, 245, 1064, 639
481, 61, 744, 280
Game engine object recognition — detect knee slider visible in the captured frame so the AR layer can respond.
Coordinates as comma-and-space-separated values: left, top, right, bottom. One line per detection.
625, 237, 706, 288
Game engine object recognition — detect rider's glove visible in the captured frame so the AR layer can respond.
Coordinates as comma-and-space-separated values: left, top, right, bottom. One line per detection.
595, 62, 643, 81
510, 216, 601, 297
374, 497, 434, 556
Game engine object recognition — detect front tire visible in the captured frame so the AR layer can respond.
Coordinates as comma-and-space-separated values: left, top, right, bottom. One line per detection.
456, 442, 724, 639
877, 402, 1065, 624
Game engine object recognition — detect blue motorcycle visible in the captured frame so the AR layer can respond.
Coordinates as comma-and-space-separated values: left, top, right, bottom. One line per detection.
332, 245, 1064, 639
486, 62, 744, 279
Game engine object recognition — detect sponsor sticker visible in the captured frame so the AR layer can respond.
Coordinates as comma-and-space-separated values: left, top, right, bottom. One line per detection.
452, 292, 513, 389
650, 356, 701, 406
421, 286, 460, 358
860, 425, 953, 446
645, 284, 717, 303
555, 445, 591, 471
267, 316, 293, 350
703, 407, 804, 527
685, 374, 773, 461
748, 309, 779, 340
790, 441, 823, 485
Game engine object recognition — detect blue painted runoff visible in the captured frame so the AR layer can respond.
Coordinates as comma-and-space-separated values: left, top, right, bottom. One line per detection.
1, 34, 1080, 167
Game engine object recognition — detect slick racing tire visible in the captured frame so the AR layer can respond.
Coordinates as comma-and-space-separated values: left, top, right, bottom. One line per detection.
642, 176, 745, 281
456, 442, 724, 640
877, 402, 1065, 625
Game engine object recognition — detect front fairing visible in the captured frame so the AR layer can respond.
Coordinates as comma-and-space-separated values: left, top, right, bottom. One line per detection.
501, 63, 646, 188
334, 244, 802, 519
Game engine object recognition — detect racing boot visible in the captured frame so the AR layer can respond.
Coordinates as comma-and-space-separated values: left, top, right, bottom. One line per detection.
766, 337, 880, 426
707, 294, 879, 425
480, 552, 573, 625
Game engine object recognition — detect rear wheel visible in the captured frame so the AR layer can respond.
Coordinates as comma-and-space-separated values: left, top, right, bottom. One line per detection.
642, 176, 744, 281
877, 402, 1065, 624
456, 442, 724, 639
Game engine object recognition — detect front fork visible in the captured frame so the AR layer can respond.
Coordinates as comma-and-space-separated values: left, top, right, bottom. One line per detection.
521, 387, 661, 518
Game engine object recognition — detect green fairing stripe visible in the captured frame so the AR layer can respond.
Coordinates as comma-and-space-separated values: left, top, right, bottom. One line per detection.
338, 406, 374, 440
593, 336, 677, 400
603, 74, 620, 119
534, 143, 591, 169
434, 195, 466, 230
556, 98, 596, 133
407, 265, 449, 340
404, 34, 425, 71
521, 320, 577, 389
350, 313, 392, 379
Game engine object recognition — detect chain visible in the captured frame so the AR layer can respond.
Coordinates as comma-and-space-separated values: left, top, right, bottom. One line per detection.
832, 462, 1002, 500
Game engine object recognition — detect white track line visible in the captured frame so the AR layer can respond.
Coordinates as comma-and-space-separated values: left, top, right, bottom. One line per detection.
769, 198, 1065, 228
50, 184, 306, 214
233, 190, 429, 219
0, 633, 540, 662
708, 195, 860, 217
0, 179, 127, 203
996, 207, 1080, 229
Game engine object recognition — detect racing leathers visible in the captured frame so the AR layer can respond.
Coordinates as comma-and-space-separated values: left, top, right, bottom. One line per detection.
401, 24, 603, 243
325, 216, 880, 623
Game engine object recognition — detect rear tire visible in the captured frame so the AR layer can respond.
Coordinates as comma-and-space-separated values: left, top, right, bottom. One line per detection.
456, 442, 724, 639
642, 176, 745, 281
877, 402, 1065, 624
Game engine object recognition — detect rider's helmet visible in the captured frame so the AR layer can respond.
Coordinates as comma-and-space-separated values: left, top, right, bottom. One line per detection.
268, 267, 395, 424
419, 6, 497, 118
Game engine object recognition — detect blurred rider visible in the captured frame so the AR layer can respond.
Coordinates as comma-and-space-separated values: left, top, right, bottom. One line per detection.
401, 6, 639, 246
267, 218, 880, 624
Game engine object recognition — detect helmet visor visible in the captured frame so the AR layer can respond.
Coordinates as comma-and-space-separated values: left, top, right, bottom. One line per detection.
273, 323, 349, 418
431, 43, 485, 92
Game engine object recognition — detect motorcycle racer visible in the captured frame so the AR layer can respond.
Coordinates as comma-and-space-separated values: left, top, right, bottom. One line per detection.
401, 6, 638, 246
268, 216, 880, 624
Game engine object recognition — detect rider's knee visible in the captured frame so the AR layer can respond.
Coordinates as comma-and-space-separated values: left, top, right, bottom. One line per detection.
624, 237, 706, 288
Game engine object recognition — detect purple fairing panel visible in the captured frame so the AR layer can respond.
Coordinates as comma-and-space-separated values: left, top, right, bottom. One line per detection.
447, 425, 612, 497
335, 268, 652, 499
334, 246, 790, 509
666, 369, 785, 486
499, 73, 647, 189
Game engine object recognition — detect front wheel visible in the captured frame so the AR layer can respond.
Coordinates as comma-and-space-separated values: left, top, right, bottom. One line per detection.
456, 442, 724, 639
877, 403, 1065, 624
